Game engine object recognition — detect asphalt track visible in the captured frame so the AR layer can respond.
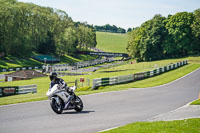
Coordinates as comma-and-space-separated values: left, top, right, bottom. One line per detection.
0, 68, 200, 133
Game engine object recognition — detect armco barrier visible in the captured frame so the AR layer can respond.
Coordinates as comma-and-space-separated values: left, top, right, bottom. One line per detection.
0, 66, 42, 72
92, 60, 188, 89
92, 74, 134, 89
57, 72, 87, 76
18, 85, 37, 94
0, 85, 37, 97
53, 58, 115, 72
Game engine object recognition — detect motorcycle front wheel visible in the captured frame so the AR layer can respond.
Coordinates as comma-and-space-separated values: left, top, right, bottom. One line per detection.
50, 96, 64, 114
74, 96, 83, 112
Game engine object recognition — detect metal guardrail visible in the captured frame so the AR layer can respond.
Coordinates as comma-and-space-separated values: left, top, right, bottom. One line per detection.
92, 60, 188, 89
52, 58, 115, 72
0, 66, 42, 72
0, 84, 37, 97
18, 85, 37, 94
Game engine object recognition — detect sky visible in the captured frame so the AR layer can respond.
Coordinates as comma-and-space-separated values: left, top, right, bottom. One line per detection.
18, 0, 200, 30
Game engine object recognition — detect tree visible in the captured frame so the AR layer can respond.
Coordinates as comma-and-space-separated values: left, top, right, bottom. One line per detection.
164, 12, 194, 57
191, 9, 200, 55
56, 27, 78, 57
0, 0, 97, 57
127, 28, 132, 32
76, 23, 97, 50
94, 24, 126, 33
127, 14, 167, 61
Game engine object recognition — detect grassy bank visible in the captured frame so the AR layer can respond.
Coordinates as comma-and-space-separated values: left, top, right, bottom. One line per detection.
96, 32, 128, 53
0, 32, 127, 70
191, 99, 200, 105
100, 118, 200, 133
0, 56, 42, 69
0, 54, 97, 70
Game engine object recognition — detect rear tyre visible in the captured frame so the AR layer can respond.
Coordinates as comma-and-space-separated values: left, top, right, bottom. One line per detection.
50, 97, 64, 114
74, 96, 83, 112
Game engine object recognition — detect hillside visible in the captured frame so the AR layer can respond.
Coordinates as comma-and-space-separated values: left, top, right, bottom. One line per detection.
0, 32, 128, 70
0, 54, 96, 70
96, 32, 128, 53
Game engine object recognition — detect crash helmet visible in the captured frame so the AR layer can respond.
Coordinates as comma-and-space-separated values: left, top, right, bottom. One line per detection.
49, 72, 58, 81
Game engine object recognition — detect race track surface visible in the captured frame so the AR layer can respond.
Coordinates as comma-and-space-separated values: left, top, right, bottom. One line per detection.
0, 68, 200, 133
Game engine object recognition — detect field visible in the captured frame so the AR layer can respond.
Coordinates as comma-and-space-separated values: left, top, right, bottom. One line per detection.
96, 32, 128, 53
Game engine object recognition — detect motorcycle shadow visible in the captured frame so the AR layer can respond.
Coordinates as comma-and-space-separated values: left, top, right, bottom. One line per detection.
62, 110, 95, 115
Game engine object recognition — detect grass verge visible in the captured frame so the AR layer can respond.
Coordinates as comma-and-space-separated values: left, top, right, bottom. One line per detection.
100, 118, 200, 133
191, 99, 200, 105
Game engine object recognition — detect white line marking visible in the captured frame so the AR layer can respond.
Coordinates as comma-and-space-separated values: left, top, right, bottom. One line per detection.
99, 126, 120, 132
0, 100, 49, 108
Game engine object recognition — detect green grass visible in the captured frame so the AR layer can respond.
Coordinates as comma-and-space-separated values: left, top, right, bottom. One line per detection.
101, 63, 200, 89
0, 54, 97, 71
0, 57, 200, 105
191, 99, 200, 105
100, 118, 200, 133
0, 56, 42, 69
96, 32, 128, 53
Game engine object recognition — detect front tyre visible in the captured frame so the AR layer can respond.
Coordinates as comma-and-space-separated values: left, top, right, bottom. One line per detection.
50, 96, 64, 114
74, 96, 83, 112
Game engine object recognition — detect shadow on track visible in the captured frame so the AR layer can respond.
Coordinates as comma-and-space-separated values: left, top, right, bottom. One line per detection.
62, 110, 95, 115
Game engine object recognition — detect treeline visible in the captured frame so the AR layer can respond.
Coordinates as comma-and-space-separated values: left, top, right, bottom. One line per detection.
94, 24, 126, 33
76, 23, 126, 33
0, 0, 97, 57
127, 9, 200, 61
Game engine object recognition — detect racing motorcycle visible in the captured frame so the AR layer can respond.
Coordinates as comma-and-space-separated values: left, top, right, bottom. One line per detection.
46, 84, 83, 114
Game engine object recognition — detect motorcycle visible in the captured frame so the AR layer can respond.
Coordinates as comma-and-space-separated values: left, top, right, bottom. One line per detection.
46, 84, 83, 114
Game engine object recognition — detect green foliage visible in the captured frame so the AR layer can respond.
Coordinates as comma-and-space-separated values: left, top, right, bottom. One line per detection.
94, 24, 126, 33
165, 12, 194, 57
127, 9, 200, 61
77, 24, 97, 50
127, 15, 167, 61
191, 9, 200, 55
0, 0, 96, 57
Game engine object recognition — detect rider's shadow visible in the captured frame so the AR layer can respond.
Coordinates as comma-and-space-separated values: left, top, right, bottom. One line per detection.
62, 110, 95, 114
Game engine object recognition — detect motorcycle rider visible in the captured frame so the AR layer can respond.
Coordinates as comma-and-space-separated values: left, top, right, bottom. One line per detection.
49, 72, 73, 95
